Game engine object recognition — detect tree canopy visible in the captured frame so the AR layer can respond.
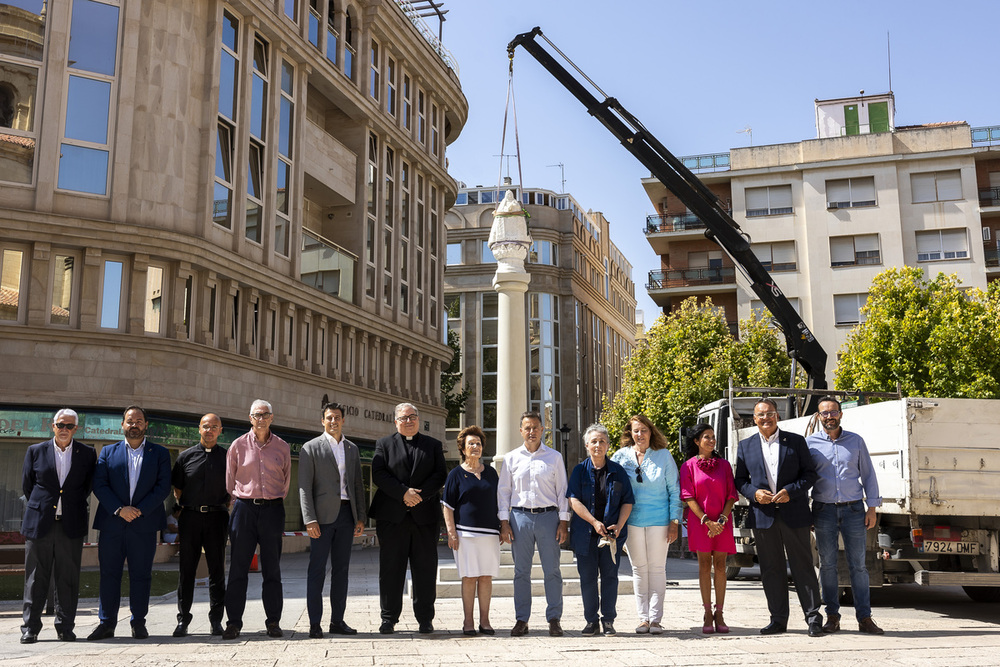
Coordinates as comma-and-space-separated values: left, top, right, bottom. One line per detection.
834, 267, 1000, 398
602, 297, 791, 459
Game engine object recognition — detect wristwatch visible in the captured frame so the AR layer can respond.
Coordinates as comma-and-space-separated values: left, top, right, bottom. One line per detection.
718, 514, 728, 526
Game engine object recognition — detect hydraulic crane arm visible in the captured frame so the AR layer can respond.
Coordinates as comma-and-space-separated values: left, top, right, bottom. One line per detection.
508, 27, 827, 395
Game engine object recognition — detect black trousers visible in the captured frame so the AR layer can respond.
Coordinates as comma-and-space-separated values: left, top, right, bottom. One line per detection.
753, 514, 822, 626
376, 515, 438, 625
22, 521, 84, 634
176, 509, 228, 624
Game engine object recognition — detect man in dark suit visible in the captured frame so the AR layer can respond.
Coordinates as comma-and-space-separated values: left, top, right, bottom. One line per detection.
369, 402, 446, 634
734, 398, 823, 637
299, 402, 367, 638
20, 408, 97, 644
88, 406, 172, 641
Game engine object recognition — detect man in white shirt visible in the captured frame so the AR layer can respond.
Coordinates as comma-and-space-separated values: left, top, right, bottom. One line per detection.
498, 411, 570, 637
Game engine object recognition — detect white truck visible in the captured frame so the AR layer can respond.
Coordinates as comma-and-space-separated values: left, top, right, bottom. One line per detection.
699, 393, 1000, 602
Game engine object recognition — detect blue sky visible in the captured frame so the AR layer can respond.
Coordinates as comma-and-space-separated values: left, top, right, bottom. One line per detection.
438, 0, 1000, 320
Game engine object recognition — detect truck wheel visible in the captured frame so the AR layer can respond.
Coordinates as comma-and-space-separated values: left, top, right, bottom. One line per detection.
725, 566, 741, 580
962, 586, 1000, 603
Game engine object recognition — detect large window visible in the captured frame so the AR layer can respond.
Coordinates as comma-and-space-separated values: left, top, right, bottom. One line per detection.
144, 265, 163, 334
214, 10, 239, 229
480, 293, 498, 432
911, 170, 962, 203
446, 242, 462, 265
50, 253, 77, 325
834, 293, 868, 326
916, 229, 969, 262
369, 39, 380, 102
0, 0, 45, 184
830, 234, 880, 267
529, 293, 561, 449
0, 247, 26, 322
275, 59, 294, 257
529, 240, 558, 266
99, 257, 126, 330
745, 184, 792, 217
752, 241, 796, 272
826, 176, 876, 208
245, 35, 269, 244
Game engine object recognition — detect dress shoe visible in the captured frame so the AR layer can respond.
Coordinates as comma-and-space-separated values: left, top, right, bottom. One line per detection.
759, 621, 786, 635
308, 624, 323, 639
20, 629, 38, 644
418, 622, 434, 634
87, 623, 115, 641
808, 621, 825, 637
823, 613, 841, 633
131, 625, 149, 640
57, 630, 77, 642
172, 621, 189, 638
463, 627, 477, 636
328, 620, 357, 635
379, 621, 395, 634
581, 621, 600, 636
510, 620, 529, 637
858, 617, 884, 635
478, 625, 495, 636
548, 619, 564, 637
222, 624, 240, 640
602, 621, 616, 636
266, 623, 283, 638
635, 621, 650, 634
210, 621, 225, 636
648, 622, 663, 635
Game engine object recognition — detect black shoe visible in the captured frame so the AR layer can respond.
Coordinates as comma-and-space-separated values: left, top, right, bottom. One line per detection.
379, 621, 395, 634
808, 621, 825, 637
418, 622, 434, 634
858, 617, 884, 635
329, 621, 357, 635
57, 630, 76, 642
823, 613, 841, 633
87, 623, 115, 641
266, 623, 283, 638
172, 621, 189, 638
210, 621, 225, 636
463, 627, 477, 636
602, 621, 616, 636
20, 629, 38, 644
309, 624, 323, 639
131, 625, 149, 640
581, 621, 600, 636
478, 625, 495, 636
222, 624, 240, 640
548, 619, 564, 637
510, 620, 528, 637
759, 621, 786, 635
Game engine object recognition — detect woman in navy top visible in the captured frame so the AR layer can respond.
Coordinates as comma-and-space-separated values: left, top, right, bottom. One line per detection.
441, 425, 500, 635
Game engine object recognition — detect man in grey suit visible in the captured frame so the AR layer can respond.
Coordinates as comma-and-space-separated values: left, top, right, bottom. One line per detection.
299, 402, 367, 638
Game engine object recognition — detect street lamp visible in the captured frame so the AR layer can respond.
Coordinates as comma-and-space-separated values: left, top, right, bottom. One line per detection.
559, 423, 571, 459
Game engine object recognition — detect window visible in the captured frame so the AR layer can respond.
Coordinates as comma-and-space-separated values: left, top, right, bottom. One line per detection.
245, 35, 269, 244
911, 170, 962, 203
830, 234, 880, 267
480, 292, 498, 431
369, 39, 380, 101
387, 58, 397, 116
431, 103, 440, 156
144, 265, 163, 334
529, 240, 558, 265
325, 2, 338, 65
916, 229, 969, 262
0, 247, 25, 322
826, 176, 876, 208
455, 192, 468, 205
834, 293, 868, 326
307, 1, 320, 48
481, 241, 496, 263
99, 258, 125, 329
343, 10, 355, 80
284, 0, 297, 22
745, 184, 792, 217
752, 241, 797, 271
213, 10, 239, 229
275, 59, 294, 257
402, 74, 412, 130
751, 297, 800, 319
0, 0, 45, 184
365, 133, 378, 298
400, 161, 410, 236
50, 253, 77, 325
529, 293, 561, 448
417, 89, 425, 145
446, 242, 462, 265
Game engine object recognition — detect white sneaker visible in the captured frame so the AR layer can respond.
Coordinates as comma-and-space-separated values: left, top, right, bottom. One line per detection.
635, 621, 650, 634
649, 622, 663, 635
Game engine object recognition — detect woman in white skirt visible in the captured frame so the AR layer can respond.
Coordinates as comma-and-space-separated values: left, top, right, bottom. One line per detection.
441, 425, 501, 635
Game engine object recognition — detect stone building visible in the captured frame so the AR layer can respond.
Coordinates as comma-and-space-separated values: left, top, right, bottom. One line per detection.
0, 0, 467, 534
444, 183, 637, 467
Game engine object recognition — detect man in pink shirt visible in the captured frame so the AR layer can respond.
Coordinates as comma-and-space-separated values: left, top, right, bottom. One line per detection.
222, 399, 291, 640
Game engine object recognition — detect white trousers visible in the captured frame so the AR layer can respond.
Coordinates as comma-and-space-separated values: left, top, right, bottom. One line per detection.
625, 524, 669, 623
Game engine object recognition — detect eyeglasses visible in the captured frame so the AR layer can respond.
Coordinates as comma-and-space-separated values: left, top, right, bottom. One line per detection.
250, 412, 272, 420
54, 423, 77, 430
754, 412, 778, 419
635, 466, 643, 483
818, 410, 841, 418
396, 414, 419, 423
200, 424, 221, 431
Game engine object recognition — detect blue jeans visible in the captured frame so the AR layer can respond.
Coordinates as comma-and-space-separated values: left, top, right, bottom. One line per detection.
575, 534, 620, 623
813, 500, 871, 620
509, 508, 562, 622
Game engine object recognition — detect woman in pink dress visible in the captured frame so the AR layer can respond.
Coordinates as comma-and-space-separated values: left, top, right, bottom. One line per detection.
680, 423, 737, 634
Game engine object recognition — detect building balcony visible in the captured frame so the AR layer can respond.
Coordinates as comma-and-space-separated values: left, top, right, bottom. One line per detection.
302, 119, 356, 208
300, 230, 356, 304
646, 267, 736, 307
986, 248, 999, 269
644, 211, 729, 254
979, 187, 1000, 209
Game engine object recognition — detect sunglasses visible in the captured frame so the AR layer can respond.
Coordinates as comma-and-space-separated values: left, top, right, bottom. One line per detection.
55, 423, 77, 430
635, 465, 643, 483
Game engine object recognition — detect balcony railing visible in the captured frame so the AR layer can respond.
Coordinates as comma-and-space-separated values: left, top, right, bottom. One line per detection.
980, 187, 1000, 207
679, 152, 730, 172
971, 125, 1000, 146
394, 1, 460, 75
645, 213, 707, 234
986, 248, 999, 268
300, 230, 356, 303
647, 267, 736, 290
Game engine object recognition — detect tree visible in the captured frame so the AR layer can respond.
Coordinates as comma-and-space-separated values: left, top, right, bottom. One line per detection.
442, 327, 473, 428
835, 267, 1000, 398
602, 297, 791, 459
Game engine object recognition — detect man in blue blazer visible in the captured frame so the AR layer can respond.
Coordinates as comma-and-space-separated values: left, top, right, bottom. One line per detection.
88, 406, 172, 641
734, 398, 823, 637
20, 408, 97, 644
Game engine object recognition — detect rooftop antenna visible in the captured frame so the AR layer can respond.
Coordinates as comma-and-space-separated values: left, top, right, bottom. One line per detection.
887, 31, 892, 94
548, 162, 565, 192
737, 125, 753, 146
494, 153, 516, 179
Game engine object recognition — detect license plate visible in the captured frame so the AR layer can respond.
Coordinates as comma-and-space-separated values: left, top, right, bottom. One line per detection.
920, 540, 980, 555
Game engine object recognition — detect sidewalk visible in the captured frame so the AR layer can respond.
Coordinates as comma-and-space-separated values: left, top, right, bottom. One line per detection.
3, 546, 1000, 666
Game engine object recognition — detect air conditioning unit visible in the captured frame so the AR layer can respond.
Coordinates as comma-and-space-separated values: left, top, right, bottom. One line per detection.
984, 227, 992, 242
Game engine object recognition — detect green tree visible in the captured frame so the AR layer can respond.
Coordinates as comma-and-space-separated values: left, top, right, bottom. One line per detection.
602, 297, 791, 459
442, 327, 473, 428
835, 267, 1000, 398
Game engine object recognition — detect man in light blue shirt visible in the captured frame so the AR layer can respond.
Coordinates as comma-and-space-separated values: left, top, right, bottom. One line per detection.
806, 396, 883, 636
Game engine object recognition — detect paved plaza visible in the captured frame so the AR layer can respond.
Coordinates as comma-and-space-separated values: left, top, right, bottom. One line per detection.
3, 546, 999, 666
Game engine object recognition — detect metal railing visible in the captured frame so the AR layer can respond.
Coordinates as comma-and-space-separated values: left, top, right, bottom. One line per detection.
645, 213, 707, 234
647, 267, 736, 289
979, 187, 1000, 207
299, 230, 357, 303
394, 1, 460, 75
971, 125, 1000, 145
986, 248, 999, 268
678, 152, 730, 172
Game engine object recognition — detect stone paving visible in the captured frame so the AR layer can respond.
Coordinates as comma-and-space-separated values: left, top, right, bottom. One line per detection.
3, 546, 1000, 666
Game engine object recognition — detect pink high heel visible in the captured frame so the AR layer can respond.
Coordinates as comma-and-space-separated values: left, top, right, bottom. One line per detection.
714, 604, 729, 634
702, 603, 715, 634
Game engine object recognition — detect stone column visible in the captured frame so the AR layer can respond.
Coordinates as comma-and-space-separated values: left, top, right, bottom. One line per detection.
489, 190, 531, 471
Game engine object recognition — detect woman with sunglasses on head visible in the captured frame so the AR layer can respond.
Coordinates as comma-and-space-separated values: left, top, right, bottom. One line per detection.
680, 423, 737, 634
611, 415, 682, 634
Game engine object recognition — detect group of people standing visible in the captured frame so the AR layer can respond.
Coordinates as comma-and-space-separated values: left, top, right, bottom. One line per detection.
19, 395, 883, 643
